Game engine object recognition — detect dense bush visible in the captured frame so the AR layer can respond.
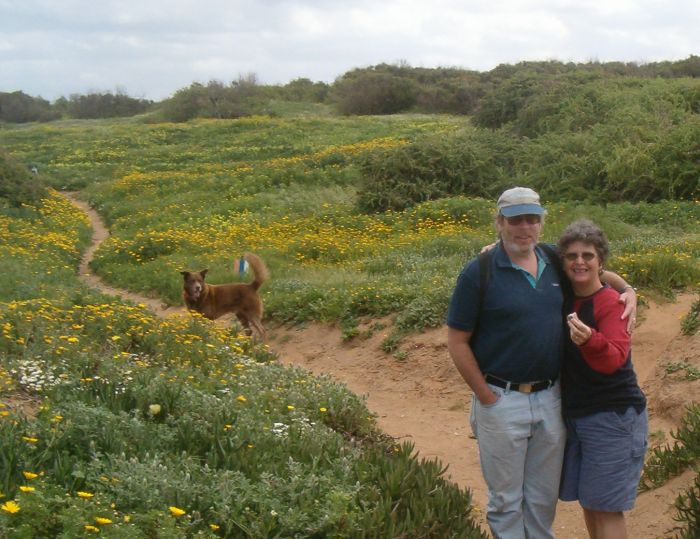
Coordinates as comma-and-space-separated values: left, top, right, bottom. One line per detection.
356, 129, 519, 212
674, 474, 700, 539
522, 111, 700, 203
357, 76, 700, 209
157, 77, 268, 122
54, 92, 153, 119
473, 63, 700, 132
0, 148, 47, 207
280, 77, 330, 102
330, 57, 699, 118
472, 71, 550, 129
332, 69, 418, 115
415, 77, 484, 114
512, 77, 700, 138
0, 91, 59, 123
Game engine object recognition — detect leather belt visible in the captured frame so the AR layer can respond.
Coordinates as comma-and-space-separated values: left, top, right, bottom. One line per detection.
485, 374, 556, 394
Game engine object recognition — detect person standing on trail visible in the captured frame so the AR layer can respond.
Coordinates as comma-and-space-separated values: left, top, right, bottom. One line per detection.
557, 219, 647, 539
446, 187, 637, 539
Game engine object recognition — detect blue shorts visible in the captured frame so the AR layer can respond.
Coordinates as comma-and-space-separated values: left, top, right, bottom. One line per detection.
559, 407, 648, 512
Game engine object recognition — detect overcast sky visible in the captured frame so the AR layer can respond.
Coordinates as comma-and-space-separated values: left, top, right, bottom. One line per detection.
1, 0, 698, 102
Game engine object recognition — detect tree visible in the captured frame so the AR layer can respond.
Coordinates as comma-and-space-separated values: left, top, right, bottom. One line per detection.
63, 91, 152, 119
332, 70, 417, 115
0, 91, 59, 122
281, 78, 329, 102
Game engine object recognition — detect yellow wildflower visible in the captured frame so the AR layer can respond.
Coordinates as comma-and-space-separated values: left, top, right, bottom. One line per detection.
84, 525, 100, 532
19, 486, 35, 493
169, 506, 186, 517
1, 500, 20, 513
95, 517, 113, 525
236, 395, 247, 403
77, 491, 94, 498
22, 471, 39, 480
148, 404, 162, 415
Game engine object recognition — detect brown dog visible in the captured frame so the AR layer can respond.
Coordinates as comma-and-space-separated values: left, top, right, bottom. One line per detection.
181, 252, 269, 339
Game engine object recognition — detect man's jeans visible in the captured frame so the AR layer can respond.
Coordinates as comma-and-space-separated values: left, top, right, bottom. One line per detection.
470, 381, 566, 539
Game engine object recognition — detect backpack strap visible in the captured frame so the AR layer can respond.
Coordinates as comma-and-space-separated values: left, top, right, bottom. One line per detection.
470, 249, 492, 343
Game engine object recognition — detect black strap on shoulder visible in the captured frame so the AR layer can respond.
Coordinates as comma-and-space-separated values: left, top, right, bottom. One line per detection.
477, 249, 491, 313
471, 242, 570, 343
470, 249, 492, 343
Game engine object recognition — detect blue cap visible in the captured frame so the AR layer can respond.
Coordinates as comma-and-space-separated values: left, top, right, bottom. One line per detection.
497, 187, 545, 217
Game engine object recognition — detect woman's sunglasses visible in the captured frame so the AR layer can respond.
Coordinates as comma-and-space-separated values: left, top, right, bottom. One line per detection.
563, 251, 597, 262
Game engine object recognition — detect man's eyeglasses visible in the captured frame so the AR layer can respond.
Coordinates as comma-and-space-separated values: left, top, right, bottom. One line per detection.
563, 251, 597, 262
504, 214, 541, 226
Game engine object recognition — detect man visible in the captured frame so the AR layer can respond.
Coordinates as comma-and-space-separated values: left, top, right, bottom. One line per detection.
446, 187, 636, 539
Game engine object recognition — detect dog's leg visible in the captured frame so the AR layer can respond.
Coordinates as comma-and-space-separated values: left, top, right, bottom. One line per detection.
235, 314, 254, 338
248, 317, 266, 342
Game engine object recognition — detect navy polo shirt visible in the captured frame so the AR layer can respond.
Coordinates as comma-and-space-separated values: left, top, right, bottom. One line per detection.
447, 243, 564, 382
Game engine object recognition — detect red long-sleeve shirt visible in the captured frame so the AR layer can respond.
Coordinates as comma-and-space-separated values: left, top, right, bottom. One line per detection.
573, 289, 630, 375
562, 285, 645, 417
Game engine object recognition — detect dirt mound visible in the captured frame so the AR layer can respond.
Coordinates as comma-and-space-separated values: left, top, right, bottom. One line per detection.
65, 192, 699, 538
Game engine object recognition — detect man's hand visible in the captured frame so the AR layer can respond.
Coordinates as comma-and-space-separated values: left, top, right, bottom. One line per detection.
619, 288, 638, 334
480, 241, 497, 254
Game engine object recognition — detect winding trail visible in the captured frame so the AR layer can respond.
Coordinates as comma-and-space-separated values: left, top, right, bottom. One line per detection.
64, 191, 698, 538
69, 193, 183, 317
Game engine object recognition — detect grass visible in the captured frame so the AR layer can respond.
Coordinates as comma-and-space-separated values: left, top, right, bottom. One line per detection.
682, 299, 700, 336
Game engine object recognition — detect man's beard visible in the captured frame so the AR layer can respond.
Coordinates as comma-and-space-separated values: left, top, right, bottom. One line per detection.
502, 238, 536, 257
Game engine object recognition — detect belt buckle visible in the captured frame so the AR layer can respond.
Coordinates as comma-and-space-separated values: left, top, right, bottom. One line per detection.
519, 383, 533, 393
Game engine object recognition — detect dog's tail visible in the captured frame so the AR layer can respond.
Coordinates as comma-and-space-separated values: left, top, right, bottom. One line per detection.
243, 252, 269, 291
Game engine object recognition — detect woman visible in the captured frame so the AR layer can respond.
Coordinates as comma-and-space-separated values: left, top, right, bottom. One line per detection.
557, 219, 647, 539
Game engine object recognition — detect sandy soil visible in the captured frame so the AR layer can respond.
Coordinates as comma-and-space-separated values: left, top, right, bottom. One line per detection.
65, 192, 700, 538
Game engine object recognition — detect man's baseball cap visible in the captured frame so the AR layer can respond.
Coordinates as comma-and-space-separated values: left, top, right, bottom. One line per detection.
496, 187, 545, 217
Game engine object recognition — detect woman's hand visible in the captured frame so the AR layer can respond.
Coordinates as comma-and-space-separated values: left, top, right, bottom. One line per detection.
567, 312, 592, 346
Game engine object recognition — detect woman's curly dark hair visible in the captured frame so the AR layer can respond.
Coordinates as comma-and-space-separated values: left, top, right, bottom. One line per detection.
557, 219, 610, 265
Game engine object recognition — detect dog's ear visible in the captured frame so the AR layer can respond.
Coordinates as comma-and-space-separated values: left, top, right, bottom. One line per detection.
180, 271, 190, 278
200, 269, 209, 278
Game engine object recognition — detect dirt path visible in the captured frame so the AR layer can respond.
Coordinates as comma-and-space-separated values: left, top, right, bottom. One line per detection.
65, 192, 698, 538
70, 193, 184, 317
